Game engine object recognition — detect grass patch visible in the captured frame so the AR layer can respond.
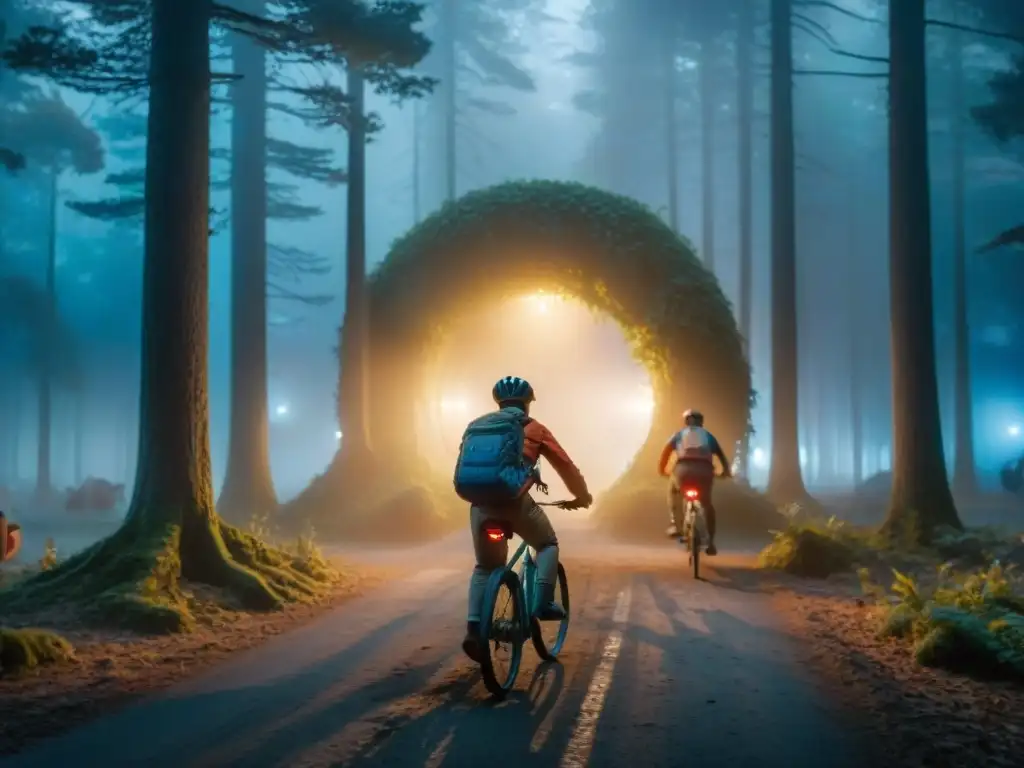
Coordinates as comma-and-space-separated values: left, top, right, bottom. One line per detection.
862, 562, 1024, 680
0, 627, 74, 676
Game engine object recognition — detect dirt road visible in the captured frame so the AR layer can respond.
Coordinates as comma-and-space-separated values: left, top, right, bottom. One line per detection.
4, 514, 870, 767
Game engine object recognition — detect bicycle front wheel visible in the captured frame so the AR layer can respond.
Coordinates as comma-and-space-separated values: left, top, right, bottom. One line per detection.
479, 568, 525, 699
531, 562, 570, 661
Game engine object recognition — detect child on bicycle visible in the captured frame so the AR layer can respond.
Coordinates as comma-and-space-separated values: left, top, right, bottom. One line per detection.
455, 376, 592, 663
658, 409, 732, 556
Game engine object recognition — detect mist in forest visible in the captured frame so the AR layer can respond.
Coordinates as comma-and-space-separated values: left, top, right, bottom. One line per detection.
1, 0, 1023, 517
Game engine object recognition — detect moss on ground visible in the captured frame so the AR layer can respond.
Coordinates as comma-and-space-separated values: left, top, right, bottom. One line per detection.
0, 512, 338, 635
0, 627, 74, 676
761, 511, 1024, 679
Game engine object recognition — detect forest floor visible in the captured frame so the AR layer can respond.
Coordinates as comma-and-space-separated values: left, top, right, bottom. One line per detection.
0, 554, 408, 758
732, 542, 1024, 768
776, 577, 1024, 768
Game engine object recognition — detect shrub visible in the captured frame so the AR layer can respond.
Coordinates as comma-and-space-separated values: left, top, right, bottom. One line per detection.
39, 538, 58, 571
864, 562, 1024, 679
758, 515, 860, 578
0, 627, 74, 676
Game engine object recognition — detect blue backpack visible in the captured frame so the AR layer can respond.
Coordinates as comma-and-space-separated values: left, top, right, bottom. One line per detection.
453, 410, 534, 505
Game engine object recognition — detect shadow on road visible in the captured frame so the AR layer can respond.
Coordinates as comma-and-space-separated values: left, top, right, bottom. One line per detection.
343, 662, 570, 765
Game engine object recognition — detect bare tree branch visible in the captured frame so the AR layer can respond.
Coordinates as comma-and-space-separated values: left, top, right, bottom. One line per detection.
794, 69, 888, 78
794, 1, 879, 24
925, 18, 1024, 46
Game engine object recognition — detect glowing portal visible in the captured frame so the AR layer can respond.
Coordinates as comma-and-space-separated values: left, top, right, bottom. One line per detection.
1009, 424, 1021, 438
751, 447, 767, 468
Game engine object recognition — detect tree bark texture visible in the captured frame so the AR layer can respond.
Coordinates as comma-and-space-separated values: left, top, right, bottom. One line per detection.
218, 2, 279, 524
766, 0, 808, 503
884, 0, 961, 537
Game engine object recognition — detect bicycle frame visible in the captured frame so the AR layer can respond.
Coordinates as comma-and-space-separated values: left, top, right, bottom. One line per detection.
684, 494, 708, 534
501, 538, 537, 641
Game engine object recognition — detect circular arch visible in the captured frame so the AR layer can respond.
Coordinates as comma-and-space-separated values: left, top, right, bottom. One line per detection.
365, 180, 752, 495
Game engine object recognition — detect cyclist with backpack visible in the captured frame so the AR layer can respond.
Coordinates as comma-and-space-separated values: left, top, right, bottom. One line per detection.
658, 408, 732, 556
454, 376, 592, 663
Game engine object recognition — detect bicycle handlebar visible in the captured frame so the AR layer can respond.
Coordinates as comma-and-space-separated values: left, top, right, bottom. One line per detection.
537, 499, 578, 508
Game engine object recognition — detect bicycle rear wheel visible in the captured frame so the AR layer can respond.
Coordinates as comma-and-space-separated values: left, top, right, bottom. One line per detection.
691, 531, 701, 578
690, 506, 703, 579
479, 568, 525, 699
531, 562, 569, 661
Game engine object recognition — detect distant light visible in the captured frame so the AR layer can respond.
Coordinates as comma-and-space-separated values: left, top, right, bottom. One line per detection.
624, 384, 655, 417
799, 447, 808, 467
440, 397, 468, 414
335, 430, 343, 440
275, 404, 289, 417
524, 291, 552, 314
751, 447, 767, 468
1009, 424, 1021, 437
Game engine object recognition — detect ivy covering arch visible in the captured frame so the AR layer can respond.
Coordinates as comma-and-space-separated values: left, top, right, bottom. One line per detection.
362, 180, 752, 500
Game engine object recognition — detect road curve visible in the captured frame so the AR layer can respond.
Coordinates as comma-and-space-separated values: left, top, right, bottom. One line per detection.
5, 516, 870, 768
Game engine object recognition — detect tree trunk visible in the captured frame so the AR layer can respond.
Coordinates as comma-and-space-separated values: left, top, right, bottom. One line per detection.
35, 170, 58, 499
218, 3, 278, 525
0, 0, 329, 631
441, 0, 457, 202
10, 382, 20, 483
0, 378, 16, 484
122, 402, 135, 485
337, 66, 371, 465
412, 100, 421, 224
766, 0, 807, 503
948, 21, 977, 497
736, 0, 755, 476
848, 180, 864, 486
700, 41, 715, 271
882, 0, 961, 539
73, 393, 83, 484
663, 27, 679, 232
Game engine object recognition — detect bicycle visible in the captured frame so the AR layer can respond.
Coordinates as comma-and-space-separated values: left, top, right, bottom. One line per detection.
474, 498, 574, 700
679, 470, 727, 580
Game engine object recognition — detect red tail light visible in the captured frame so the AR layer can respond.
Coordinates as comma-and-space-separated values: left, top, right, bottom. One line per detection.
485, 526, 506, 542
683, 488, 699, 500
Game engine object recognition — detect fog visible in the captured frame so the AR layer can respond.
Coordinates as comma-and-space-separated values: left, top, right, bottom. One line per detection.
2, 0, 1023, 512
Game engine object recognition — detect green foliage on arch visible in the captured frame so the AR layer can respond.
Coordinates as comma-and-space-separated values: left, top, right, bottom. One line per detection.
369, 180, 748, 410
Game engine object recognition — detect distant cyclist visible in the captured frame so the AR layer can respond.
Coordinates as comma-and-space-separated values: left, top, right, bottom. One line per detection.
453, 376, 592, 663
657, 408, 731, 556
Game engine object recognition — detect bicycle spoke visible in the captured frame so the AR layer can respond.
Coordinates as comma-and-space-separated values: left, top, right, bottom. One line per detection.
490, 582, 516, 682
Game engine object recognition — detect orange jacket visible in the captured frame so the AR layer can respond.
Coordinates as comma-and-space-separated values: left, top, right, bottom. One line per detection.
523, 418, 590, 499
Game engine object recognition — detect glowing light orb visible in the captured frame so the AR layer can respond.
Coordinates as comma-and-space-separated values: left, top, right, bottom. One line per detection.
335, 430, 343, 440
275, 403, 289, 417
751, 447, 767, 468
1009, 424, 1021, 438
